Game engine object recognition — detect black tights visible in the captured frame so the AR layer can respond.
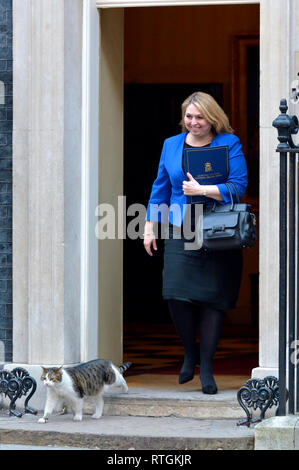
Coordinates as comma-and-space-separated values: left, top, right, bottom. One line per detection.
168, 299, 223, 394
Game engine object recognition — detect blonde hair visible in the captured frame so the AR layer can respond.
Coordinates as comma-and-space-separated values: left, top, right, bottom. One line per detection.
180, 91, 234, 134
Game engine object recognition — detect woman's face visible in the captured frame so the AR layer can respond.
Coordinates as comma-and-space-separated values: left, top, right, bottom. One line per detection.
184, 104, 212, 139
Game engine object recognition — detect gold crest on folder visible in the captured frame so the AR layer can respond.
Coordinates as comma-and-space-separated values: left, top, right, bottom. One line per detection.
205, 162, 213, 172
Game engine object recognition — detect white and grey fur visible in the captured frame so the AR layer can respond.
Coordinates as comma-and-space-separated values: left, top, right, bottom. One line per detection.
38, 359, 131, 423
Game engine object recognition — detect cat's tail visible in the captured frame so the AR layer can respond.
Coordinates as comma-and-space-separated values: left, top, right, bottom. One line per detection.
118, 362, 132, 374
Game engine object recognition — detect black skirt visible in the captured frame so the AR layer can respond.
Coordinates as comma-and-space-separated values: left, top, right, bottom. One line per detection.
162, 222, 243, 310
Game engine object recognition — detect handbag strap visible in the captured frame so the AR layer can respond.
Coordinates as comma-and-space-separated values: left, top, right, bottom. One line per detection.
226, 181, 240, 203
211, 182, 240, 212
224, 183, 234, 211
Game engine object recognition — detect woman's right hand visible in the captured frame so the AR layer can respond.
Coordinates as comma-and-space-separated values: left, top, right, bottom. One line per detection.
143, 233, 157, 256
143, 223, 157, 256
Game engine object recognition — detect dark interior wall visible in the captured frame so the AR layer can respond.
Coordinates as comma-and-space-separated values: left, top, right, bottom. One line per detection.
123, 4, 260, 325
124, 4, 260, 111
124, 83, 224, 324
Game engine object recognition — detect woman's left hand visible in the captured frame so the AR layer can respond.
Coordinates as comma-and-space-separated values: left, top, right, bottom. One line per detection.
182, 172, 202, 196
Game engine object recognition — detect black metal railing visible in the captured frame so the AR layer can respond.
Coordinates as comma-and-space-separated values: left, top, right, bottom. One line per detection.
273, 98, 299, 415
0, 367, 37, 417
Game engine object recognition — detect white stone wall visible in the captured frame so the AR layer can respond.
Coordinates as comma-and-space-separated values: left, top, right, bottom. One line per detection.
253, 0, 299, 378
12, 0, 83, 365
0, 340, 4, 362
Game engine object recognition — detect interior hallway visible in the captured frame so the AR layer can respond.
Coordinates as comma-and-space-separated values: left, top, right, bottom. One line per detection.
123, 323, 258, 390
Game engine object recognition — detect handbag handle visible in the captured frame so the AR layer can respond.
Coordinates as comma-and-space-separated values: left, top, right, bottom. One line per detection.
212, 181, 240, 212
224, 183, 234, 211
211, 182, 240, 212
226, 181, 240, 203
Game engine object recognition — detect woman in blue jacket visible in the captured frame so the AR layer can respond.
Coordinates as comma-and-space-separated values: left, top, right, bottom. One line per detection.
144, 92, 248, 394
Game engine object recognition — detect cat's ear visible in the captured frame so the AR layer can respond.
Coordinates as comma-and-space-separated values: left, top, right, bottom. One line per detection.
41, 366, 47, 372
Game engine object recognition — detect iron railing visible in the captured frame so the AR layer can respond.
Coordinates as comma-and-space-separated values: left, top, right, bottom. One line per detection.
0, 367, 37, 417
273, 98, 299, 415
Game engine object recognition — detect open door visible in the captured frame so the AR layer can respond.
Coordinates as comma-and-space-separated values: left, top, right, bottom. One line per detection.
98, 8, 124, 364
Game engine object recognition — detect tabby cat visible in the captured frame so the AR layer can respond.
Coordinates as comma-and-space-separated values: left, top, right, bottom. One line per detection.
38, 359, 132, 423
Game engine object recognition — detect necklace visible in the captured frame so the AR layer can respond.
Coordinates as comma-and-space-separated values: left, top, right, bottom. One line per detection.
186, 133, 213, 147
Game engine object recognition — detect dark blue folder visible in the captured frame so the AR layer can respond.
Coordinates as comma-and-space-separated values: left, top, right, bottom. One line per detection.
184, 145, 229, 203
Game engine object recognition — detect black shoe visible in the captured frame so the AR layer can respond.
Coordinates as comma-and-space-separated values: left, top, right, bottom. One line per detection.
179, 352, 200, 384
200, 373, 218, 394
179, 364, 195, 384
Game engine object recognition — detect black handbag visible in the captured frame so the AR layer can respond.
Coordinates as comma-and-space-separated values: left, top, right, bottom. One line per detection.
199, 182, 257, 251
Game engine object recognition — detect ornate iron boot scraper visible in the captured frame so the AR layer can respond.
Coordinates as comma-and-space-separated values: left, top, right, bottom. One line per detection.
237, 376, 286, 427
0, 367, 37, 417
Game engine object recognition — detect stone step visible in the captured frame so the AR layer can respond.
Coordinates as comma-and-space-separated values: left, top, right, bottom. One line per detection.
0, 413, 255, 450
95, 387, 255, 421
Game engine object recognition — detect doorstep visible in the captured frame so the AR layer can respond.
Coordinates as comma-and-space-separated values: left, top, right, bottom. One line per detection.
0, 413, 255, 450
100, 386, 246, 420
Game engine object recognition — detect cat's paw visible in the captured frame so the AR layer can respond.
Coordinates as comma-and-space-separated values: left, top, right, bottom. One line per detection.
38, 417, 48, 423
73, 415, 82, 421
91, 413, 102, 419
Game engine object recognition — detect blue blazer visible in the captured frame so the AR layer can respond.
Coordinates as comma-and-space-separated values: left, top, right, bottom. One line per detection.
146, 131, 248, 226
